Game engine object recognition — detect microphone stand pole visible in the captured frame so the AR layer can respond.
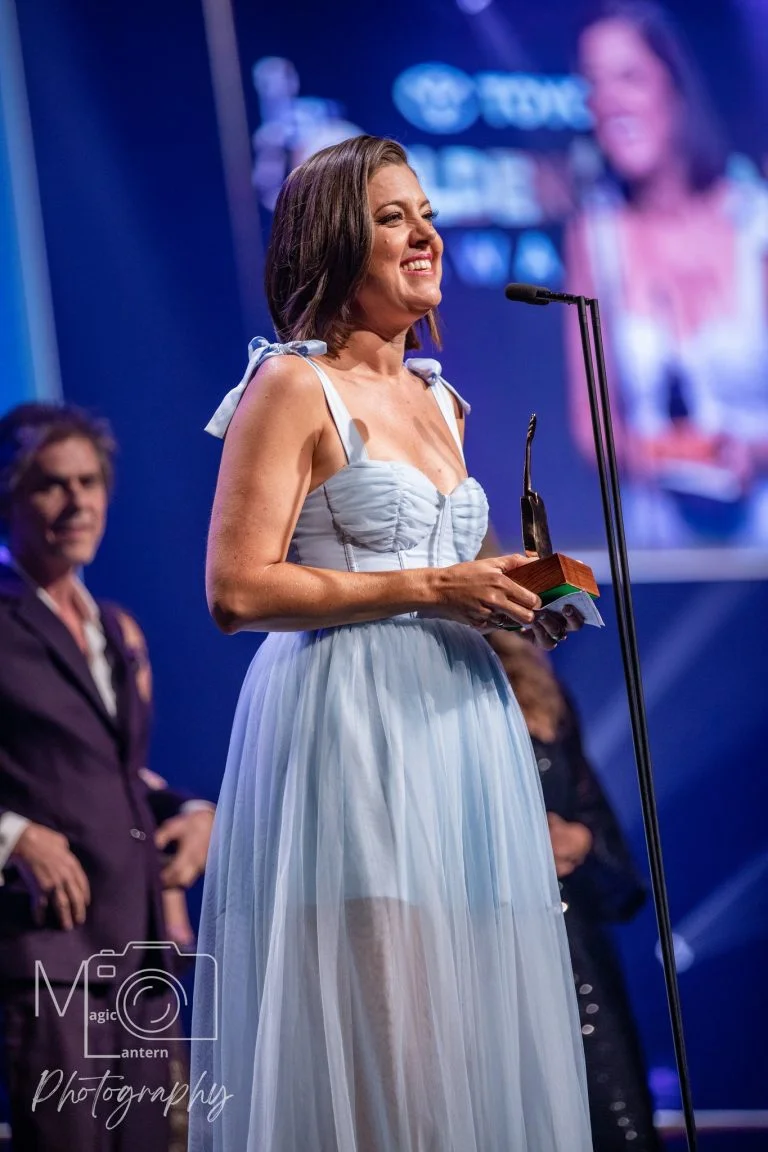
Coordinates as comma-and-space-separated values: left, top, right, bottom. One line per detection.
573, 293, 697, 1151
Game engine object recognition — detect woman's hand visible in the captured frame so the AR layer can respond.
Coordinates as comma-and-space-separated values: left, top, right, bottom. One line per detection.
547, 813, 593, 877
427, 554, 542, 629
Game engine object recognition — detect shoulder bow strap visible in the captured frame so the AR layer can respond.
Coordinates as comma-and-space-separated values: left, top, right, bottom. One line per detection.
205, 337, 328, 438
406, 357, 471, 414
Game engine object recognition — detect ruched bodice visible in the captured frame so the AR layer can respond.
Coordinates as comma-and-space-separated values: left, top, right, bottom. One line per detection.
290, 462, 488, 571
206, 337, 490, 575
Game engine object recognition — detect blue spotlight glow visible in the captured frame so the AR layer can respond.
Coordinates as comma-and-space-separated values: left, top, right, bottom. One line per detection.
456, 0, 493, 13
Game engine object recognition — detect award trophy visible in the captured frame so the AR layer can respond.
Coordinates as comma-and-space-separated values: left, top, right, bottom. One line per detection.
511, 414, 600, 604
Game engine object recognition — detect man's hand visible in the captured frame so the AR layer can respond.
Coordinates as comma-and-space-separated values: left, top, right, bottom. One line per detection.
530, 604, 584, 650
12, 822, 91, 930
155, 809, 214, 888
547, 813, 593, 878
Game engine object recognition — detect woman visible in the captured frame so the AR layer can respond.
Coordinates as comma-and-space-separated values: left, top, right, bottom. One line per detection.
566, 1, 768, 547
496, 633, 662, 1151
191, 135, 592, 1151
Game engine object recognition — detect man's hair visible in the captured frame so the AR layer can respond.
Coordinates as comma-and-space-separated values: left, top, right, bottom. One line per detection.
0, 402, 116, 532
265, 134, 440, 355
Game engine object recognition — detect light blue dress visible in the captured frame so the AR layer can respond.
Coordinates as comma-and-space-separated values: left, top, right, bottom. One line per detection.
190, 339, 593, 1152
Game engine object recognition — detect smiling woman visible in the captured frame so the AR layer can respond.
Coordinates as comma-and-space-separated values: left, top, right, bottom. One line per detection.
191, 134, 592, 1152
265, 136, 441, 354
566, 1, 768, 548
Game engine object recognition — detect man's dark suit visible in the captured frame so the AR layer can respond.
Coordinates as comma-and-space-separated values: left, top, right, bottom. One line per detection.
0, 561, 190, 1151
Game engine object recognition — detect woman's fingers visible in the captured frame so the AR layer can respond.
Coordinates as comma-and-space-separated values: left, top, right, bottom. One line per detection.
494, 575, 541, 623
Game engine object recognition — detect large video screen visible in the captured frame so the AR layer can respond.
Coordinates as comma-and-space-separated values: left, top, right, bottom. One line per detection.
229, 0, 768, 580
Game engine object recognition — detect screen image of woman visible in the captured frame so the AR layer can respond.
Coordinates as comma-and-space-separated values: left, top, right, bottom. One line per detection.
565, 1, 768, 550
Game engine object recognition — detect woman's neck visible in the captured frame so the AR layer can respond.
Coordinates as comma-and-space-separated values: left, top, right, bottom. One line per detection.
327, 326, 409, 380
629, 160, 694, 216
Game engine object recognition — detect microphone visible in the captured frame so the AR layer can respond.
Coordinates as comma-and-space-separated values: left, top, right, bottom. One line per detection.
504, 282, 586, 306
502, 277, 698, 1150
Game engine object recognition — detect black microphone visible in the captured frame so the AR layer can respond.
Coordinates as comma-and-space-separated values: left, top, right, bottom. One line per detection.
504, 282, 586, 306
503, 277, 698, 1150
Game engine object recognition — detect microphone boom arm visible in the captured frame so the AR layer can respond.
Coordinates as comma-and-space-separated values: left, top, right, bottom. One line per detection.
504, 282, 699, 1152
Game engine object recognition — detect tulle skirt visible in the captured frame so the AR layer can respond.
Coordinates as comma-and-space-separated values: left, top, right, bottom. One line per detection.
189, 617, 592, 1151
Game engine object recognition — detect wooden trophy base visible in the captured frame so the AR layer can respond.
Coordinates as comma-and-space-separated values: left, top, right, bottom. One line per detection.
512, 553, 599, 605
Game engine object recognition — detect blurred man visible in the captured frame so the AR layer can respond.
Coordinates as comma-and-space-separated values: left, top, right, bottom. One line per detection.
0, 403, 214, 1151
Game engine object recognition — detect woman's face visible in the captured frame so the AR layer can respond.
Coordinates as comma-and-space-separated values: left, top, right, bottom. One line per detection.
579, 18, 681, 183
354, 163, 443, 334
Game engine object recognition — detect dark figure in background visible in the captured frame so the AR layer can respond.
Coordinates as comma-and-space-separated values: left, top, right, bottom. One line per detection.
495, 632, 663, 1152
0, 403, 214, 1152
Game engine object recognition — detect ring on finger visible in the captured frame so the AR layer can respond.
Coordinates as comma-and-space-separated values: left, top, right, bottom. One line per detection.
543, 623, 567, 643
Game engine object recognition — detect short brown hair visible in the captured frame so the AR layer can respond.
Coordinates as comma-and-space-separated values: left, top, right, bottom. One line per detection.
0, 403, 116, 533
265, 135, 440, 355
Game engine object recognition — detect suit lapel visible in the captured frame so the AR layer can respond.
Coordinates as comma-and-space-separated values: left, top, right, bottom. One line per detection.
7, 573, 119, 734
99, 605, 135, 750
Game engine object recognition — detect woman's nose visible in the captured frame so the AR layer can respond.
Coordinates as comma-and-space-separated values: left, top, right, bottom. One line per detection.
411, 220, 435, 245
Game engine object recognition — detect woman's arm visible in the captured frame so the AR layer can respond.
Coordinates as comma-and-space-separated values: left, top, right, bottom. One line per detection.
206, 356, 541, 634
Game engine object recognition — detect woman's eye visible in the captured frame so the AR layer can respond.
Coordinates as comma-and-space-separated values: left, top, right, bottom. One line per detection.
375, 208, 439, 225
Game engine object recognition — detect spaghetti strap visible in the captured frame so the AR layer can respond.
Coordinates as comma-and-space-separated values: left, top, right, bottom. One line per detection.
205, 337, 365, 464
205, 338, 328, 439
304, 359, 368, 465
205, 339, 468, 466
406, 357, 469, 461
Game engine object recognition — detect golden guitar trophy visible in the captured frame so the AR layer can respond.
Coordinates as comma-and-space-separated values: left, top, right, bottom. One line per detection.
511, 414, 600, 606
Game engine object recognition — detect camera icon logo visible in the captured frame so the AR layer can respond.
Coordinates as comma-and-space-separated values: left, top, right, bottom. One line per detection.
82, 941, 216, 1059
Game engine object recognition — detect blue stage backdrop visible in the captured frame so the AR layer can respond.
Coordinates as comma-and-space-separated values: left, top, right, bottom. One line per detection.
10, 0, 768, 1138
0, 0, 60, 414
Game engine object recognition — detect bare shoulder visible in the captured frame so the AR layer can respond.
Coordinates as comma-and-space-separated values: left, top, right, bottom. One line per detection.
245, 353, 326, 405
227, 352, 327, 437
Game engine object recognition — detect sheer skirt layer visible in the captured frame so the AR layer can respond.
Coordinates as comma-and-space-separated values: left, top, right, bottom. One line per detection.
190, 618, 592, 1152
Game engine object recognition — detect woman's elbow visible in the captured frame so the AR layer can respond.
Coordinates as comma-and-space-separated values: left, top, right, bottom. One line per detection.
206, 576, 260, 634
208, 597, 242, 635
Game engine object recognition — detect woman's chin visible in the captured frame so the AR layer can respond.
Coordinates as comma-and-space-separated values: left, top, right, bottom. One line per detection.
408, 287, 442, 313
604, 145, 666, 185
